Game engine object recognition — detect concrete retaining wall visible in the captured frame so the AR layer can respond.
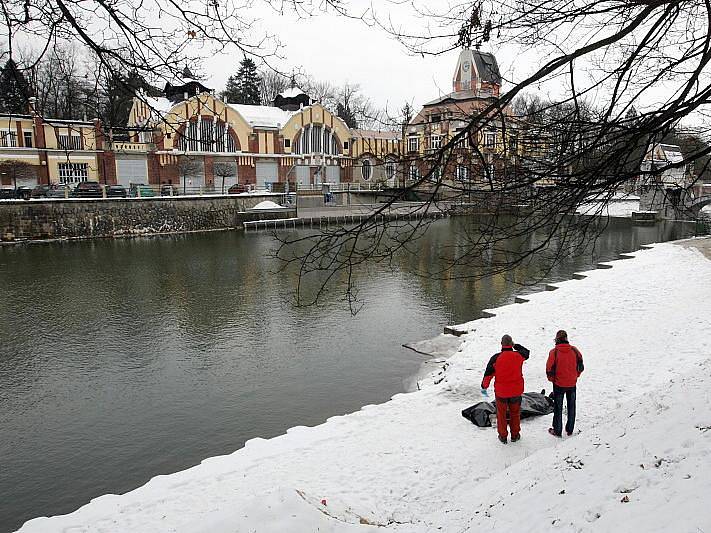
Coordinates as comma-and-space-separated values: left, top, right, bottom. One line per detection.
0, 195, 295, 242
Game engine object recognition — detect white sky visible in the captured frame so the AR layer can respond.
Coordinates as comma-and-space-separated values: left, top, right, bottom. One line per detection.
200, 7, 520, 115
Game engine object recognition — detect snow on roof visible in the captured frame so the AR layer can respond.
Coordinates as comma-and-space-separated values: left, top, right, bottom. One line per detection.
351, 129, 401, 140
227, 103, 295, 129
143, 96, 173, 116
278, 87, 305, 99
659, 144, 684, 163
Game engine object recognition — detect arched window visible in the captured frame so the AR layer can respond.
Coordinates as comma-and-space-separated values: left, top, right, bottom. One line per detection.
177, 119, 236, 153
386, 162, 395, 180
293, 125, 340, 155
361, 160, 372, 180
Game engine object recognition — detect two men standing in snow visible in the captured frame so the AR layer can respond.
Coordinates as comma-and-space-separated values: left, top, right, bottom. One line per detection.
480, 330, 584, 443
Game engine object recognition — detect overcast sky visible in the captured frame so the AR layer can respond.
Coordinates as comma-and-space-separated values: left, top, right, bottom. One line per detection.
201, 6, 518, 116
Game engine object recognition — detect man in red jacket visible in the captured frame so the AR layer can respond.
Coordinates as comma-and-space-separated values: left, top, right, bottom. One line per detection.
546, 330, 584, 437
481, 334, 530, 444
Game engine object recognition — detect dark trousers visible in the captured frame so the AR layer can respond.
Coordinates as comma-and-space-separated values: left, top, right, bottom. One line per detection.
552, 385, 577, 435
496, 396, 521, 439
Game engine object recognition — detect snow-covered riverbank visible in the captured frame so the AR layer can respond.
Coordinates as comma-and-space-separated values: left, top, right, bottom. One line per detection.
19, 239, 711, 532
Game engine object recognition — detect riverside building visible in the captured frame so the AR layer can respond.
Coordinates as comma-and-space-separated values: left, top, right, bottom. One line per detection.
0, 49, 553, 192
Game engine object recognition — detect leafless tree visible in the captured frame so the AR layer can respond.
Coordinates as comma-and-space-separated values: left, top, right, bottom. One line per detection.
301, 76, 338, 108
178, 156, 202, 194
213, 161, 236, 194
259, 70, 290, 105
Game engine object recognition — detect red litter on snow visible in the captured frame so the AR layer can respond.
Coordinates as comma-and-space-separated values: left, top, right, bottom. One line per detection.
321, 499, 327, 506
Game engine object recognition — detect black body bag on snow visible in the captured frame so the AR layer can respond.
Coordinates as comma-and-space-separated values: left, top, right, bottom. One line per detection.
461, 390, 554, 428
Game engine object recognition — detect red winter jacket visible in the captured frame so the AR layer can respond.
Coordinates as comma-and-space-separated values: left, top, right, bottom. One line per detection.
481, 344, 530, 398
546, 342, 584, 388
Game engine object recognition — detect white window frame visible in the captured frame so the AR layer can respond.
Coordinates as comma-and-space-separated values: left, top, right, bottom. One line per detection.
484, 130, 497, 148
361, 159, 372, 181
408, 165, 420, 181
408, 136, 419, 152
1, 129, 18, 147
430, 135, 442, 150
58, 162, 89, 184
454, 130, 467, 148
456, 164, 469, 181
23, 131, 33, 148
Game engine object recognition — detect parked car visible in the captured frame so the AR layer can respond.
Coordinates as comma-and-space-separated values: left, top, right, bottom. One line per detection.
0, 188, 15, 199
227, 183, 248, 194
14, 186, 33, 200
160, 184, 178, 196
31, 185, 51, 198
45, 184, 73, 198
128, 184, 156, 198
105, 185, 127, 198
72, 181, 103, 198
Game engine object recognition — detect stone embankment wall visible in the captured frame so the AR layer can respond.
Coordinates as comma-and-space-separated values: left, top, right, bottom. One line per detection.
0, 195, 295, 242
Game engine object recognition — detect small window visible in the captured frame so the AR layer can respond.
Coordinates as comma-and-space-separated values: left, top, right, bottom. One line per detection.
386, 162, 395, 180
408, 136, 419, 152
408, 165, 420, 181
284, 138, 291, 148
484, 131, 496, 148
361, 160, 372, 180
58, 134, 82, 150
430, 114, 441, 123
0, 130, 17, 147
456, 165, 469, 181
23, 131, 33, 148
508, 136, 518, 152
454, 130, 467, 148
430, 135, 442, 150
343, 141, 349, 150
166, 133, 172, 139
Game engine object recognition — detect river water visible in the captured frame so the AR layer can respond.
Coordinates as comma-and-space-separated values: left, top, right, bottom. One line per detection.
0, 217, 695, 531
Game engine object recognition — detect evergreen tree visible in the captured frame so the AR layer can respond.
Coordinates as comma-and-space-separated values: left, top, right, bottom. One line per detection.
0, 59, 31, 114
337, 102, 358, 129
221, 58, 261, 105
100, 68, 157, 128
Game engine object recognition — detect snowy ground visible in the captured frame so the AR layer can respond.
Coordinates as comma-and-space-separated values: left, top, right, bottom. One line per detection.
18, 239, 711, 533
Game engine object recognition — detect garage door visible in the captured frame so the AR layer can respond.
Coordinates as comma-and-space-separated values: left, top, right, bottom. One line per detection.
295, 166, 310, 187
182, 159, 205, 193
326, 165, 340, 184
116, 155, 148, 187
256, 161, 278, 189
